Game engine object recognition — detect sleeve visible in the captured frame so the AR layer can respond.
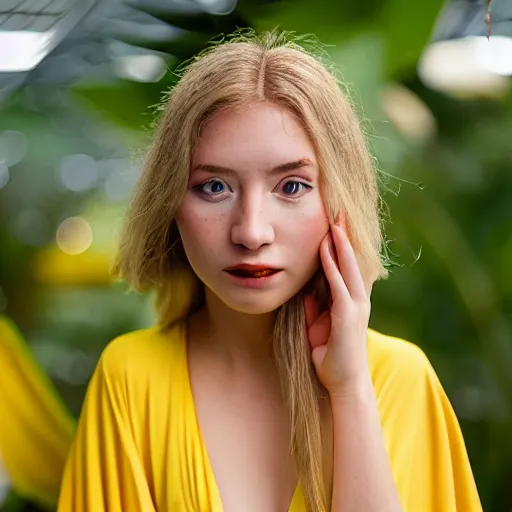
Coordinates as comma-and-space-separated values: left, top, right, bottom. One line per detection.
373, 341, 482, 512
57, 345, 156, 512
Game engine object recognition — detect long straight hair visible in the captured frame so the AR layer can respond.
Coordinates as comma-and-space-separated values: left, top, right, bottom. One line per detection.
113, 29, 387, 512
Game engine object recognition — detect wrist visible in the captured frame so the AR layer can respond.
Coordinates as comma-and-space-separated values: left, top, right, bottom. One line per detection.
327, 373, 375, 405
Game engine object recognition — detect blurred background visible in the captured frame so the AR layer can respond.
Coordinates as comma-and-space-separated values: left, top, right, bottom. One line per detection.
0, 0, 511, 510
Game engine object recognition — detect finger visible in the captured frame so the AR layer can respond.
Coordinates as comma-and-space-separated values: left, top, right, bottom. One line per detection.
311, 344, 328, 370
304, 294, 320, 328
320, 233, 350, 303
331, 224, 367, 301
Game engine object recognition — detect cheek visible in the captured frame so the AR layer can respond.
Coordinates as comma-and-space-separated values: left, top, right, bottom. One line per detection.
293, 201, 329, 251
296, 216, 329, 254
176, 200, 227, 253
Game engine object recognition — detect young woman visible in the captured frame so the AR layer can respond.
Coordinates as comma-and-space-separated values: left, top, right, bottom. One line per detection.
57, 30, 482, 512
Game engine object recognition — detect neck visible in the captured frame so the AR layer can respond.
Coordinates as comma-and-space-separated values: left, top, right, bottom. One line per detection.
189, 287, 278, 366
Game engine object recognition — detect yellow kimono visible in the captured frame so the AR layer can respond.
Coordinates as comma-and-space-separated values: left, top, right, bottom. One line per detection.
58, 322, 482, 511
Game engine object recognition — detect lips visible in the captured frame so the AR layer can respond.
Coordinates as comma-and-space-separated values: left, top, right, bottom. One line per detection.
224, 264, 282, 278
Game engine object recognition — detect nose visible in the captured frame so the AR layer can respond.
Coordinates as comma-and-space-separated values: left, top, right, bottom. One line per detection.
231, 194, 274, 251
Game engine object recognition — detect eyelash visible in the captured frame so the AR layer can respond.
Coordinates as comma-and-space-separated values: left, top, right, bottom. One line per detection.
193, 178, 313, 200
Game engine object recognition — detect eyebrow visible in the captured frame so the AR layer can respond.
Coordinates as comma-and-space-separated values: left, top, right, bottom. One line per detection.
191, 158, 314, 176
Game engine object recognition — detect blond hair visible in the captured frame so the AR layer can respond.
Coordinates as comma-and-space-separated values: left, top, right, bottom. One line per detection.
114, 29, 387, 512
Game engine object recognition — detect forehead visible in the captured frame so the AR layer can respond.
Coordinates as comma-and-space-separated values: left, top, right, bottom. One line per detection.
191, 103, 318, 173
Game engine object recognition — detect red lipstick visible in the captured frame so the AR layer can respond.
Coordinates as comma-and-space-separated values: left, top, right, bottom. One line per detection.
224, 264, 282, 284
224, 264, 280, 277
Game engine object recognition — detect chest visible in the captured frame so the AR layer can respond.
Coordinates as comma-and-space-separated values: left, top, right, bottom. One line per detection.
190, 365, 298, 512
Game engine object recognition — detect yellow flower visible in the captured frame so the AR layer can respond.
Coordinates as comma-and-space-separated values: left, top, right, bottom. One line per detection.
0, 315, 75, 510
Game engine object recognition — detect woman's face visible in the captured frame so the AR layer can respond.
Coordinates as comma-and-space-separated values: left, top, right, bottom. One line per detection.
176, 102, 329, 314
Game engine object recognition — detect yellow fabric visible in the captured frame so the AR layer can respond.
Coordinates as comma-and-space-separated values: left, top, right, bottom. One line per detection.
0, 315, 75, 509
58, 321, 482, 511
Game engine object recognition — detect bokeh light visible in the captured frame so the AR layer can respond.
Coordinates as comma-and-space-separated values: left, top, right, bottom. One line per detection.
101, 158, 139, 202
56, 217, 93, 255
0, 130, 28, 166
113, 54, 167, 83
381, 83, 437, 143
59, 154, 99, 192
418, 37, 512, 98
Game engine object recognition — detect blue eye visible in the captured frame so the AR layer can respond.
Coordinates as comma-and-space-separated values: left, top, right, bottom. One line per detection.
281, 181, 311, 196
197, 179, 226, 195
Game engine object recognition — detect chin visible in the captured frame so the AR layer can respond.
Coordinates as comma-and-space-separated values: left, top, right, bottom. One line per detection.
219, 289, 300, 315
224, 300, 281, 315
200, 272, 314, 315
